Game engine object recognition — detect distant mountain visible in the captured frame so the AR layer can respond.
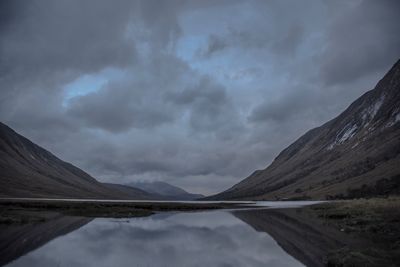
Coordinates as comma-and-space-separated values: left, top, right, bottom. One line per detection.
0, 122, 148, 199
208, 59, 400, 200
102, 183, 156, 199
128, 181, 204, 200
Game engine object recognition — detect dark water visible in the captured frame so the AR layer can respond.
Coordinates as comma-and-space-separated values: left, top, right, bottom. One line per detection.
2, 203, 359, 267
3, 210, 307, 267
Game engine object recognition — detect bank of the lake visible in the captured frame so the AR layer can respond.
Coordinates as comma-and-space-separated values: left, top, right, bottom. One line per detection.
0, 199, 255, 223
308, 197, 400, 267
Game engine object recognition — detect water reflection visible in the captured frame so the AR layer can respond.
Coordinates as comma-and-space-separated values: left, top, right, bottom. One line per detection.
0, 215, 91, 266
233, 209, 363, 267
3, 211, 304, 267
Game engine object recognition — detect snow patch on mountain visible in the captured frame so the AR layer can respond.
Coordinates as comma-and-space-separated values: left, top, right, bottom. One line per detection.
327, 123, 358, 150
362, 95, 385, 126
351, 142, 359, 149
338, 124, 358, 143
385, 109, 400, 128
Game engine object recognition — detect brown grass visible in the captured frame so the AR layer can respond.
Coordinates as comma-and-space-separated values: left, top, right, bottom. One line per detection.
310, 197, 400, 266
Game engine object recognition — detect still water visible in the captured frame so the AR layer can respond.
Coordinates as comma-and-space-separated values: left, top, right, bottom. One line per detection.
5, 210, 305, 267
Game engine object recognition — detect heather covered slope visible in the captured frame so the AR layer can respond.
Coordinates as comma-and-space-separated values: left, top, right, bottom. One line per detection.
0, 122, 147, 199
209, 59, 400, 200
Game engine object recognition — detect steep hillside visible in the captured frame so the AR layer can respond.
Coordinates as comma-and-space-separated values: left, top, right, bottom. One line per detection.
209, 59, 400, 200
0, 122, 147, 199
129, 181, 204, 200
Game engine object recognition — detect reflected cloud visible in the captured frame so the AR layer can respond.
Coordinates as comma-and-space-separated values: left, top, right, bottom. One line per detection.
5, 211, 303, 267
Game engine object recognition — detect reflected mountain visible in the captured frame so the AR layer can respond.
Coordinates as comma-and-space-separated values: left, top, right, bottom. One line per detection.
2, 211, 304, 267
233, 208, 365, 267
0, 208, 373, 267
0, 214, 92, 266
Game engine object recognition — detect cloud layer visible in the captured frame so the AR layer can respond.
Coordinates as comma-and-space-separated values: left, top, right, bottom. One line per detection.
1, 0, 399, 194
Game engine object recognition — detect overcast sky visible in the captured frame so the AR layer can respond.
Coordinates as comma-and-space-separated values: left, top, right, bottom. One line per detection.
1, 0, 399, 195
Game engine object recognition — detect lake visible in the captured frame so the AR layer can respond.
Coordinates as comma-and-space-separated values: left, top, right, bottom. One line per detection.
1, 201, 347, 267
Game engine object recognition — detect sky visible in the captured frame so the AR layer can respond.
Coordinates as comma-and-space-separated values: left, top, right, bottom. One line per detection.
1, 0, 399, 195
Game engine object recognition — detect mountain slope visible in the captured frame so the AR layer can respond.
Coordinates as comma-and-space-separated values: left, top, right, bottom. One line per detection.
103, 183, 157, 199
129, 181, 204, 200
0, 122, 147, 199
209, 59, 400, 200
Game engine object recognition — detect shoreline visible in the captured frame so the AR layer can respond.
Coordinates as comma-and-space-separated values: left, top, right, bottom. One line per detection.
306, 197, 400, 266
0, 198, 257, 221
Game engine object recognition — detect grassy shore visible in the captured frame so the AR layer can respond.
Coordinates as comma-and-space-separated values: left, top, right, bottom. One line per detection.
309, 197, 400, 267
0, 199, 246, 224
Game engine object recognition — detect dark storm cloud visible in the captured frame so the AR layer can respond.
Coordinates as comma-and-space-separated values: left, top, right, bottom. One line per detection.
67, 80, 175, 133
271, 24, 304, 56
0, 0, 398, 194
249, 88, 317, 123
134, 0, 183, 50
0, 0, 19, 32
0, 0, 136, 77
199, 34, 228, 58
197, 1, 308, 60
66, 53, 239, 134
167, 77, 240, 135
321, 0, 400, 85
0, 0, 138, 132
233, 21, 304, 56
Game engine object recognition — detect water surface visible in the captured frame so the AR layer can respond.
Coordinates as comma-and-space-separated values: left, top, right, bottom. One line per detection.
4, 210, 305, 267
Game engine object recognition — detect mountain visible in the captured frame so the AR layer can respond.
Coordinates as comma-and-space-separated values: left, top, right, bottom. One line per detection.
102, 183, 156, 199
208, 59, 400, 200
128, 181, 204, 200
0, 122, 148, 199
